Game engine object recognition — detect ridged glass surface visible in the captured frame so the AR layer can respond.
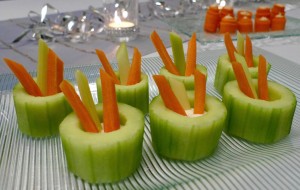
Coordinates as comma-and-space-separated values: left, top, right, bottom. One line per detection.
0, 49, 299, 189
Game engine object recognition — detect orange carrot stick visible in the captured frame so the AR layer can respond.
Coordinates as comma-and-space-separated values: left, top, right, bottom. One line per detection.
245, 35, 254, 67
153, 75, 186, 116
258, 55, 269, 100
100, 69, 120, 132
127, 48, 142, 85
56, 55, 64, 92
46, 49, 58, 95
150, 31, 180, 75
59, 80, 99, 133
194, 70, 206, 114
4, 58, 42, 96
231, 61, 256, 99
185, 33, 197, 76
224, 32, 237, 62
95, 49, 120, 84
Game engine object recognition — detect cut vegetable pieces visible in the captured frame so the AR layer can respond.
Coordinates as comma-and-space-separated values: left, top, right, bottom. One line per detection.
127, 48, 142, 85
150, 31, 180, 75
224, 33, 236, 62
75, 70, 102, 131
37, 39, 49, 95
170, 32, 186, 75
153, 75, 186, 116
95, 49, 120, 84
194, 70, 206, 114
258, 55, 269, 100
116, 42, 131, 84
60, 80, 99, 133
169, 78, 190, 110
4, 58, 42, 97
185, 33, 197, 76
245, 35, 254, 67
100, 69, 120, 133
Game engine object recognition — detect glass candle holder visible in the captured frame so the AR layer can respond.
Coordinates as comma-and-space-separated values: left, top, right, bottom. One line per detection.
104, 0, 139, 42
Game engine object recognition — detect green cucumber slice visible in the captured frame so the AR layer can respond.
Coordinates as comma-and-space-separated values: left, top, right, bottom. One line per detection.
160, 64, 207, 91
97, 73, 149, 114
13, 82, 72, 137
149, 91, 227, 161
59, 103, 144, 183
223, 79, 297, 144
214, 54, 271, 95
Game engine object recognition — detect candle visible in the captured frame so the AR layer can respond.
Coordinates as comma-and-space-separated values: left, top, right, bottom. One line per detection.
108, 21, 135, 28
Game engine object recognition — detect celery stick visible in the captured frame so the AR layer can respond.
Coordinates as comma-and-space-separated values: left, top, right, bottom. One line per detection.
116, 42, 131, 85
75, 70, 102, 131
170, 32, 186, 75
169, 78, 190, 110
37, 39, 49, 95
237, 32, 245, 56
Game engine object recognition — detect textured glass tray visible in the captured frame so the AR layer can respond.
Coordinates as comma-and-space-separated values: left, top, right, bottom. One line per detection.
163, 12, 300, 44
0, 49, 299, 189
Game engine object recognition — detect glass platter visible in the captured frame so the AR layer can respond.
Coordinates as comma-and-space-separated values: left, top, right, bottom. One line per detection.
162, 11, 300, 44
0, 48, 300, 189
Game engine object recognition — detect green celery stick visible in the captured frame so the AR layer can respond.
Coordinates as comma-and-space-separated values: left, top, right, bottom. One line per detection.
37, 39, 49, 95
170, 32, 186, 75
75, 70, 102, 131
116, 42, 131, 85
169, 78, 190, 110
237, 32, 245, 56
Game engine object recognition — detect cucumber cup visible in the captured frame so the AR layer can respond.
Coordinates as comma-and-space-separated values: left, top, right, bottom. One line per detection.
149, 92, 227, 161
214, 54, 271, 94
13, 83, 72, 137
223, 79, 297, 144
160, 65, 207, 91
59, 103, 144, 183
97, 73, 149, 114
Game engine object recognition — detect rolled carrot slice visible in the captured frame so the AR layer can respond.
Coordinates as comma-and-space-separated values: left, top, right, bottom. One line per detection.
100, 69, 120, 133
271, 3, 285, 18
237, 10, 252, 21
4, 58, 42, 96
150, 31, 180, 75
204, 4, 220, 33
255, 17, 271, 32
153, 75, 186, 116
220, 6, 234, 19
220, 15, 237, 34
59, 80, 99, 133
271, 14, 286, 31
256, 6, 271, 19
258, 55, 269, 101
238, 16, 253, 33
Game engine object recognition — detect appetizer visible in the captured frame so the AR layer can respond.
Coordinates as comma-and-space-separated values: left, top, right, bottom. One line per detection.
214, 32, 271, 94
149, 71, 227, 161
4, 39, 71, 137
223, 55, 297, 143
150, 31, 207, 91
59, 69, 144, 183
96, 43, 149, 114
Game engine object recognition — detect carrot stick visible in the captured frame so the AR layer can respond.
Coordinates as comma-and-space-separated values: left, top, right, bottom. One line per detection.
185, 32, 197, 76
150, 31, 180, 75
194, 70, 206, 114
258, 55, 269, 100
59, 80, 99, 133
56, 55, 64, 92
127, 48, 142, 85
100, 69, 120, 133
231, 61, 256, 99
153, 75, 186, 116
46, 49, 58, 95
224, 32, 237, 62
4, 58, 43, 96
245, 35, 254, 67
95, 49, 120, 84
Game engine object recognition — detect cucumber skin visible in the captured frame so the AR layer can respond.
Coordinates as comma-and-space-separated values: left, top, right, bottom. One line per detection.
59, 103, 144, 183
223, 79, 297, 144
160, 65, 207, 91
149, 92, 227, 161
214, 54, 271, 95
13, 83, 72, 137
97, 74, 149, 115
